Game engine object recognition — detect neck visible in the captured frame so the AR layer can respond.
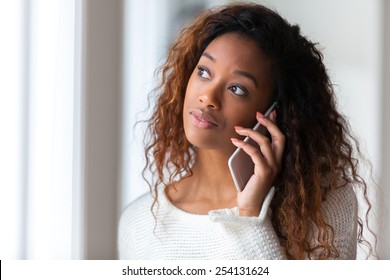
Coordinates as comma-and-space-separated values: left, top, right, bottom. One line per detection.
187, 149, 237, 200
165, 148, 238, 213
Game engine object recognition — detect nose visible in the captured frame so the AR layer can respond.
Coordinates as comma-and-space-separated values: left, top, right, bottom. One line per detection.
198, 85, 221, 110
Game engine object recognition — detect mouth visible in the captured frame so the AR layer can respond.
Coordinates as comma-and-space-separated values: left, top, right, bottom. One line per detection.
189, 109, 219, 128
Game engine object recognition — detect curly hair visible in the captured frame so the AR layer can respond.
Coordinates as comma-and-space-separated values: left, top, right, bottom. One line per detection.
143, 2, 376, 259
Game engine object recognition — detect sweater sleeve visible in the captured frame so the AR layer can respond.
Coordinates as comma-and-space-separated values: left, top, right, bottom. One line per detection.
208, 187, 287, 259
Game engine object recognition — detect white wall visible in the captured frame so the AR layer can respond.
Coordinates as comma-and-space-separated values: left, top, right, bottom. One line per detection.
121, 0, 172, 210
379, 0, 390, 260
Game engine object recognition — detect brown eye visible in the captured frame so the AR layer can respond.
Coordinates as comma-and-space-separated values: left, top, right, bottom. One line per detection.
197, 67, 211, 79
229, 85, 247, 96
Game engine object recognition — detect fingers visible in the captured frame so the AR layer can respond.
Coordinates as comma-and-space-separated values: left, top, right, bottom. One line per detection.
231, 136, 273, 170
233, 127, 276, 168
256, 110, 285, 164
233, 110, 285, 168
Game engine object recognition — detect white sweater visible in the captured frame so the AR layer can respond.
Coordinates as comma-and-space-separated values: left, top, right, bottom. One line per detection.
118, 185, 357, 260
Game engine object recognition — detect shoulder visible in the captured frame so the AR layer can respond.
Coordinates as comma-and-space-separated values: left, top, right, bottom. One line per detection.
119, 190, 155, 227
322, 185, 357, 213
119, 186, 169, 230
118, 189, 158, 252
306, 185, 359, 259
118, 190, 158, 259
321, 185, 358, 233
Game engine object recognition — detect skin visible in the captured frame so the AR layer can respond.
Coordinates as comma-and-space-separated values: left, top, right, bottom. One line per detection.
166, 33, 286, 216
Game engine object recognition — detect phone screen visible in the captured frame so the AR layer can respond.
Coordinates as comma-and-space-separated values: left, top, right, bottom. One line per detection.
228, 102, 278, 191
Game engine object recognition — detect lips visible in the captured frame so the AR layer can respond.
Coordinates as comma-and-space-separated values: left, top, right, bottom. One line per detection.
189, 109, 219, 128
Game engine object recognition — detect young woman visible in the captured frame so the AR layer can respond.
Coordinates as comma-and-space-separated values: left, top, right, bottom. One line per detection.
118, 3, 375, 259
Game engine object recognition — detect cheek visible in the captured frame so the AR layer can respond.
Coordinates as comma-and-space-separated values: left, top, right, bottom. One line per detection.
186, 70, 198, 92
225, 104, 258, 129
183, 87, 196, 118
183, 75, 197, 105
229, 96, 273, 129
182, 79, 198, 134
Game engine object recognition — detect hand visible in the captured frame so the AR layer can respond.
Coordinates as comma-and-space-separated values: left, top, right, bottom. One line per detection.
231, 110, 285, 216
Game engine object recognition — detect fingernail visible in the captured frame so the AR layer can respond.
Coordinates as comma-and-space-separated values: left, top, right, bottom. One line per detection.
256, 112, 264, 118
258, 117, 266, 124
234, 126, 243, 131
231, 138, 241, 147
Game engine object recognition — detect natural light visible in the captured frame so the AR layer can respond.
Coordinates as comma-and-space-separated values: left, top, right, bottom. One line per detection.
0, 0, 78, 259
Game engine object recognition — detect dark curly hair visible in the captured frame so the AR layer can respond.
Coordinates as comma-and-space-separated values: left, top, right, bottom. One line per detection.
142, 2, 376, 259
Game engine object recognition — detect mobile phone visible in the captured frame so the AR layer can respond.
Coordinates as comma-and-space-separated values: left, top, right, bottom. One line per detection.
228, 101, 278, 192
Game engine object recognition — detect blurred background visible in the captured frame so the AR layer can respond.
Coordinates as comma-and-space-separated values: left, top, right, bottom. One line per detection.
0, 0, 388, 259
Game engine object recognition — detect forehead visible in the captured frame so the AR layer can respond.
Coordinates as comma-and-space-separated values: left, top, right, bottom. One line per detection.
202, 32, 270, 72
201, 33, 271, 88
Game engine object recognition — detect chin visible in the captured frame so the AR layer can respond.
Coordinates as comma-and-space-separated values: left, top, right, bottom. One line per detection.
186, 134, 234, 155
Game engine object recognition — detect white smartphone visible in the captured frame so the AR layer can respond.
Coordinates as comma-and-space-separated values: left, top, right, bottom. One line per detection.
228, 101, 278, 192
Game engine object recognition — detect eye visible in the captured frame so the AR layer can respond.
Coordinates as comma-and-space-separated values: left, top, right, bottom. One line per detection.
197, 66, 211, 79
229, 85, 247, 96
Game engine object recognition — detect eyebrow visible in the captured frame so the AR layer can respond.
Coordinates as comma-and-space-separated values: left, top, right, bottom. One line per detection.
233, 70, 258, 88
202, 52, 258, 88
202, 52, 215, 62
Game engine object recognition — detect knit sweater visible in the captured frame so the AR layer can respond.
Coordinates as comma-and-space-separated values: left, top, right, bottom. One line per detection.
118, 185, 358, 260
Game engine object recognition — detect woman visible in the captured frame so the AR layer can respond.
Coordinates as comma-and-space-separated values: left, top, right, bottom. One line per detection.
118, 2, 375, 259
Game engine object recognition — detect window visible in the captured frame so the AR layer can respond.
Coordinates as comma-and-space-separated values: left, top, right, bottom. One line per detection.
0, 0, 80, 259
